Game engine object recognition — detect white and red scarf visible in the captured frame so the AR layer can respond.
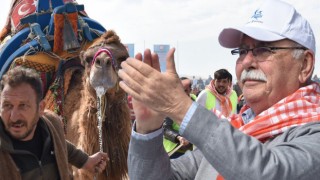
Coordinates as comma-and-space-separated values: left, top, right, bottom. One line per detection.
216, 82, 320, 180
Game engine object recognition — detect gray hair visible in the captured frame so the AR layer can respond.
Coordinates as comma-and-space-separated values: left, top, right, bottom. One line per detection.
292, 49, 304, 60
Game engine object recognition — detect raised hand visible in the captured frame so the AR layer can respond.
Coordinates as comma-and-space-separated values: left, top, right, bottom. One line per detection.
118, 48, 193, 133
120, 49, 164, 133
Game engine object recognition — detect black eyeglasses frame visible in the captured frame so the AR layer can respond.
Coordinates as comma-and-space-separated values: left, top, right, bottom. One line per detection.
231, 46, 307, 56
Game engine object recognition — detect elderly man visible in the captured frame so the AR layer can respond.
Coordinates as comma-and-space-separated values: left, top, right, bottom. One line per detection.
0, 67, 108, 179
118, 0, 320, 179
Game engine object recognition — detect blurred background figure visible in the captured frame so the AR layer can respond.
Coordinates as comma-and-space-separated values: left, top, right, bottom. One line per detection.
197, 69, 238, 117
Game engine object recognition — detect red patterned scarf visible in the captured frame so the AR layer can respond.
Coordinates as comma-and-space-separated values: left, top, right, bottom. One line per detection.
216, 83, 320, 180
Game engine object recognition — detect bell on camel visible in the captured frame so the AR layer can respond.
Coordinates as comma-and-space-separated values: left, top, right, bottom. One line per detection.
63, 13, 80, 52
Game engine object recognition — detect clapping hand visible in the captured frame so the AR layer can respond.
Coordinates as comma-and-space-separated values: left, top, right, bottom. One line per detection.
119, 48, 193, 134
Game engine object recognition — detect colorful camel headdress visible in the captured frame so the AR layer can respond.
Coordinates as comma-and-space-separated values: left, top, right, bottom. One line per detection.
0, 0, 106, 78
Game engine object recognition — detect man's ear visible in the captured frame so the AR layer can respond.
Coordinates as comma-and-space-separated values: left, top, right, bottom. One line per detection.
298, 50, 315, 84
38, 100, 46, 117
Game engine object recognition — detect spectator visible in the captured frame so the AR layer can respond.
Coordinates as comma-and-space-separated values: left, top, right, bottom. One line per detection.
233, 81, 242, 97
197, 69, 238, 117
192, 76, 197, 90
119, 0, 320, 179
191, 86, 200, 97
197, 78, 205, 90
205, 75, 212, 86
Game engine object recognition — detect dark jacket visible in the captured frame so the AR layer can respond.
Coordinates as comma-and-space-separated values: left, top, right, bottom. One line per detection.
163, 117, 193, 154
0, 110, 88, 180
163, 117, 179, 143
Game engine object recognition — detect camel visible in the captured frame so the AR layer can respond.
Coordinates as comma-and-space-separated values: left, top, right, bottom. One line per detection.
63, 30, 131, 180
0, 1, 131, 179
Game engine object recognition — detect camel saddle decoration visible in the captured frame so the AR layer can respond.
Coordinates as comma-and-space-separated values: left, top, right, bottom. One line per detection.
0, 0, 105, 125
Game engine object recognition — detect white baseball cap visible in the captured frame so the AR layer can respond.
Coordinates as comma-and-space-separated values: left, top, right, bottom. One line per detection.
218, 0, 316, 54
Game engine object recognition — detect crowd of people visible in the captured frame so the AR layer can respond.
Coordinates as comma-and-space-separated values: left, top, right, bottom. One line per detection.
1, 0, 319, 179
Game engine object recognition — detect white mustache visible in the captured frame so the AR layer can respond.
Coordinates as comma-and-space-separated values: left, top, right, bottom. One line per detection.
240, 70, 267, 83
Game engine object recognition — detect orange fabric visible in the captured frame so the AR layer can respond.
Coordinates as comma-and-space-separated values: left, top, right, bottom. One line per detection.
216, 83, 320, 179
206, 80, 233, 117
233, 83, 320, 141
0, 27, 10, 41
0, 0, 13, 40
53, 12, 78, 54
216, 174, 224, 180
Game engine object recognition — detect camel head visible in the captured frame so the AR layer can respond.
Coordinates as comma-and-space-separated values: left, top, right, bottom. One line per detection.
80, 30, 129, 94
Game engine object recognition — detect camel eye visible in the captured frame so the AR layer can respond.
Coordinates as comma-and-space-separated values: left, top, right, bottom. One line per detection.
85, 56, 93, 64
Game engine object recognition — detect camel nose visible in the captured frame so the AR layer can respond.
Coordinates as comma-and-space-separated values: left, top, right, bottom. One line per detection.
94, 56, 112, 68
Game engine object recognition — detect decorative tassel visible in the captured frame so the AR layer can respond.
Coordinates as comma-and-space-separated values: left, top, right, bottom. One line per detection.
63, 13, 80, 52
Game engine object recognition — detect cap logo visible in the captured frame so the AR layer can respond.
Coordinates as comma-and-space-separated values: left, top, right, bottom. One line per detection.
252, 9, 263, 19
247, 9, 263, 24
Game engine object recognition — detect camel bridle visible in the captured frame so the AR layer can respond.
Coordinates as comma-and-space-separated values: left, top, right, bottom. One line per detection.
91, 47, 118, 71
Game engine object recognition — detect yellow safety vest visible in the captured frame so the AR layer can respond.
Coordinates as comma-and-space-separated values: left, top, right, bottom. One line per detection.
163, 94, 197, 153
190, 93, 197, 101
205, 89, 238, 114
163, 122, 181, 153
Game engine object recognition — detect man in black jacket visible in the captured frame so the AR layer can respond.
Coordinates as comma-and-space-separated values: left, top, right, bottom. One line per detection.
0, 66, 109, 179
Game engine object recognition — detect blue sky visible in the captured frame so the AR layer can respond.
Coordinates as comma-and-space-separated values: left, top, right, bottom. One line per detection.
1, 0, 319, 80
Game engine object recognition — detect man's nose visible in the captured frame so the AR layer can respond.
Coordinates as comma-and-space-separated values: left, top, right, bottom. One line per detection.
241, 52, 258, 70
9, 107, 20, 121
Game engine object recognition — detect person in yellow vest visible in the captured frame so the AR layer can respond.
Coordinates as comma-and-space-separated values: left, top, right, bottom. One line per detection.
196, 69, 238, 117
180, 77, 197, 101
163, 77, 193, 158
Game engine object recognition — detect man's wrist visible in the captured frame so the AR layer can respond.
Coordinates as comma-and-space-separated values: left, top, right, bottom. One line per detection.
169, 98, 193, 125
135, 121, 163, 134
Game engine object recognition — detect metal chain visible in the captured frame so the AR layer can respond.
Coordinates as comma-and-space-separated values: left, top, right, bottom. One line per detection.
97, 96, 103, 152
94, 87, 107, 180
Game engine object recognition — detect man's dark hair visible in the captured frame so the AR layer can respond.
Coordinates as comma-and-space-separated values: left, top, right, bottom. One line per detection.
0, 66, 43, 103
214, 69, 232, 82
179, 77, 189, 81
180, 77, 192, 89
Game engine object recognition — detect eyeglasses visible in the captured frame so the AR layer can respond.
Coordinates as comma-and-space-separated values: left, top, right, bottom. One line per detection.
231, 46, 307, 63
